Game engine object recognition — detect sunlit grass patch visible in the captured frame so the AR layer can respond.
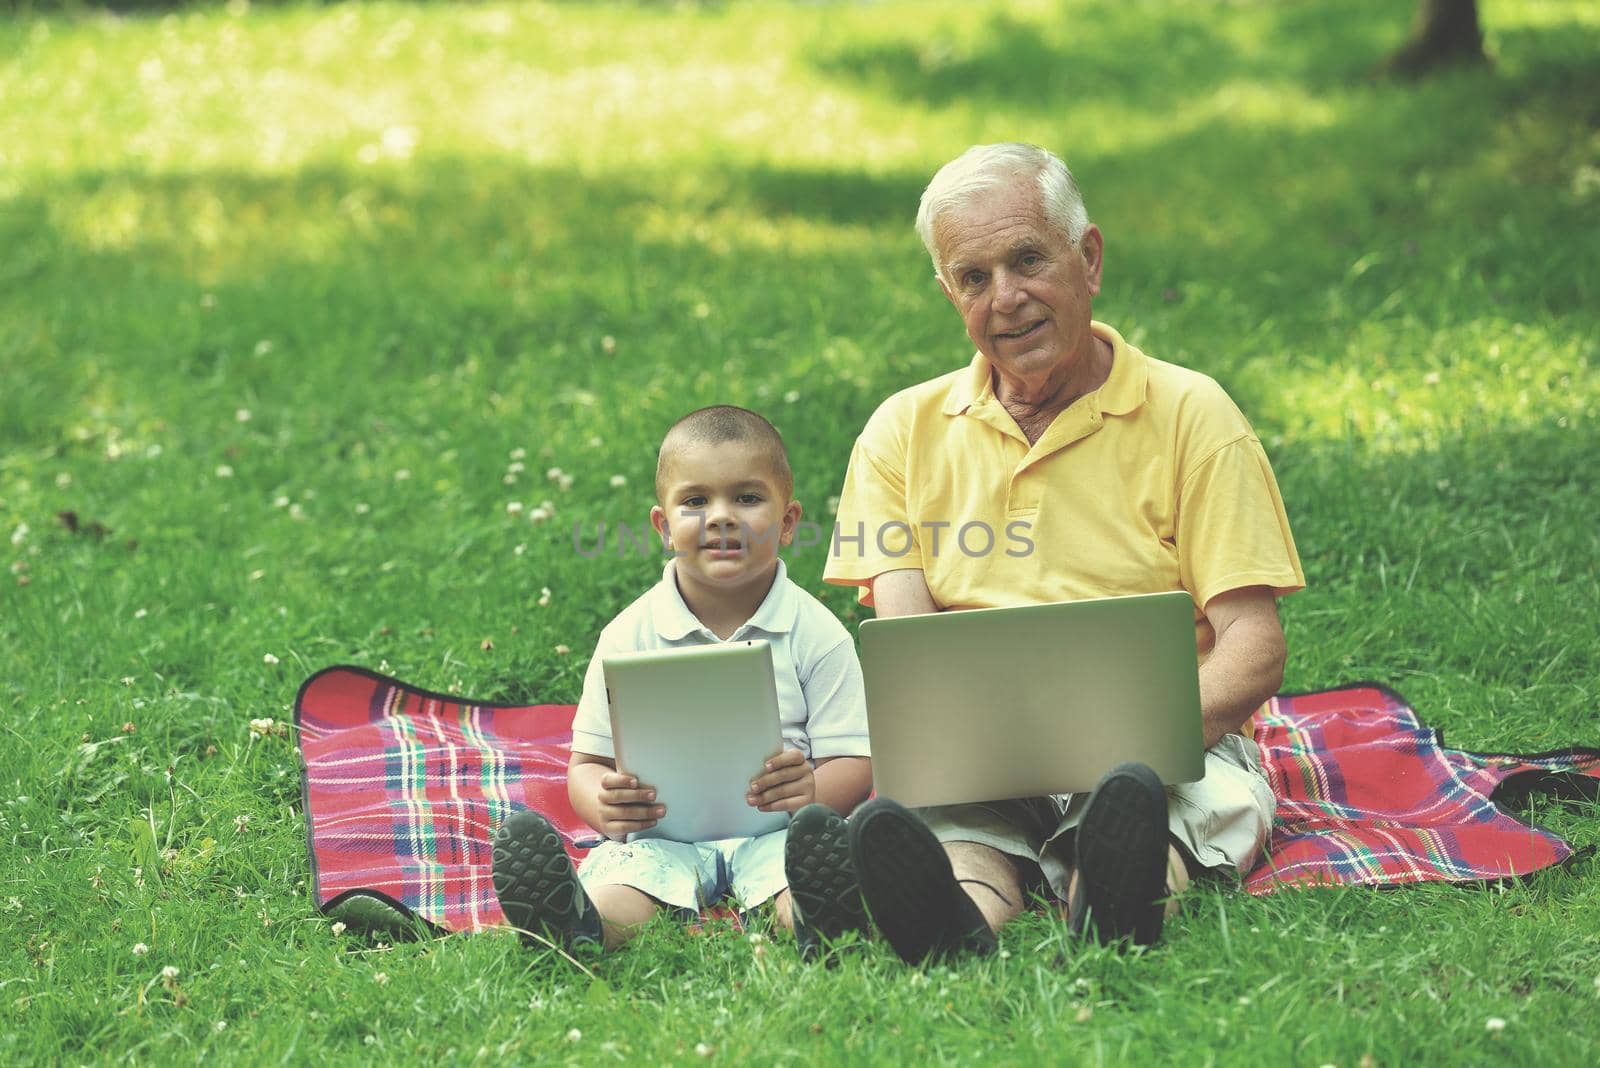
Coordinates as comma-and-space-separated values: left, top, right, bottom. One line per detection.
1, 0, 1598, 1063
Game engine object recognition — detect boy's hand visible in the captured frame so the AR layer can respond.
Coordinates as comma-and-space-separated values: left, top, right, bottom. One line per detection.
595, 772, 665, 841
746, 749, 814, 814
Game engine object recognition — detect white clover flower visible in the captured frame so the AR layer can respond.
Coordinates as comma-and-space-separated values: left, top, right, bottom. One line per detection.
565, 1028, 582, 1043
513, 544, 526, 557
11, 522, 30, 546
600, 336, 617, 354
331, 922, 347, 935
537, 587, 551, 607
374, 972, 390, 986
510, 447, 526, 461
695, 1043, 713, 1057
132, 942, 149, 956
506, 501, 524, 516
213, 1020, 227, 1032
254, 340, 273, 357
546, 467, 564, 482
784, 390, 800, 404
249, 569, 265, 581
233, 814, 251, 833
161, 965, 180, 980
558, 474, 574, 491
394, 469, 410, 482
288, 503, 306, 521
263, 653, 280, 665
554, 644, 571, 656
528, 506, 551, 524
609, 475, 627, 488
508, 461, 525, 475
236, 409, 252, 423
215, 465, 234, 479
1486, 1017, 1507, 1033
355, 502, 370, 515
55, 472, 72, 488
273, 496, 290, 508
134, 608, 148, 619
747, 932, 765, 945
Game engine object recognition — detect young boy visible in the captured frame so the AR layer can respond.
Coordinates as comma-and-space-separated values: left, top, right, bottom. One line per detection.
491, 406, 872, 955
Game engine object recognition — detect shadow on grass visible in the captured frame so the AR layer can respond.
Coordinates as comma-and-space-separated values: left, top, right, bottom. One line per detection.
807, 2, 1408, 113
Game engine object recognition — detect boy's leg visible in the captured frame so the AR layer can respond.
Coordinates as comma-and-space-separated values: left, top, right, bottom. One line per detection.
586, 884, 665, 950
724, 826, 790, 919
578, 837, 719, 949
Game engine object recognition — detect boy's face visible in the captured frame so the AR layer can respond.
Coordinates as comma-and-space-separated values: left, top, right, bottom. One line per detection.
650, 441, 801, 599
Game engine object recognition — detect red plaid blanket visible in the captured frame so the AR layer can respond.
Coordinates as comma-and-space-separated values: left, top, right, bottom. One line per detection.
1244, 682, 1598, 893
295, 667, 1598, 932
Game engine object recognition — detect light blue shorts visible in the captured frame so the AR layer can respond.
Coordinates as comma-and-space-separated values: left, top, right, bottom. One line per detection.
576, 829, 789, 913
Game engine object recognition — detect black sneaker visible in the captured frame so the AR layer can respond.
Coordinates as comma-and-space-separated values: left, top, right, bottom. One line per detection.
848, 798, 997, 965
1067, 762, 1168, 949
784, 803, 869, 962
491, 809, 603, 950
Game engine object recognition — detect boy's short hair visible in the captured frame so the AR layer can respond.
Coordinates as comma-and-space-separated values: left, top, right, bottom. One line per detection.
655, 406, 794, 503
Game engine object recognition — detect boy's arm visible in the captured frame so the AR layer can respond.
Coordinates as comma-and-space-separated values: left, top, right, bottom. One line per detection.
814, 756, 871, 815
744, 627, 872, 816
568, 750, 665, 841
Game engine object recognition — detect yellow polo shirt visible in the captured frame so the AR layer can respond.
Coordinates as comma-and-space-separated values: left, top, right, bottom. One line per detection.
823, 321, 1304, 660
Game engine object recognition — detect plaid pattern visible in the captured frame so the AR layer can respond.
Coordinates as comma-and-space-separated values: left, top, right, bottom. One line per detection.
1244, 683, 1600, 893
295, 666, 594, 932
296, 668, 1598, 930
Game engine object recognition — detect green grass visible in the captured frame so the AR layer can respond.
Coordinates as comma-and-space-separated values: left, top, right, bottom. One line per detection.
3, 0, 1599, 1062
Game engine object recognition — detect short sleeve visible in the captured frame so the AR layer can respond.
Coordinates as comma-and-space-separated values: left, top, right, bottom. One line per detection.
570, 631, 624, 759
823, 399, 922, 606
799, 637, 872, 760
1176, 435, 1306, 610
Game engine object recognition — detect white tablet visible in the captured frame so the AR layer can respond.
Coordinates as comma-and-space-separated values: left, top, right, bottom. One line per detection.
602, 639, 788, 844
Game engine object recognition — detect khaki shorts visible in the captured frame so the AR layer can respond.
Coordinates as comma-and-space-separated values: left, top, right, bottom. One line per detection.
914, 733, 1275, 899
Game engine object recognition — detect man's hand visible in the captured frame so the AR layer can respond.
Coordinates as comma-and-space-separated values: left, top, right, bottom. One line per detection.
590, 769, 666, 841
746, 749, 815, 814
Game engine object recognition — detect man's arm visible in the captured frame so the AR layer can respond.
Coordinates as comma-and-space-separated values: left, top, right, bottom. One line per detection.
1197, 585, 1286, 749
870, 568, 940, 618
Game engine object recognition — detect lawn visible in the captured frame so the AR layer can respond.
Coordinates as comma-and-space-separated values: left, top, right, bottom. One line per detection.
2, 0, 1598, 1063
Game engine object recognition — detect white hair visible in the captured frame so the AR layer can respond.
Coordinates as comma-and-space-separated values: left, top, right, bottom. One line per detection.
914, 143, 1091, 280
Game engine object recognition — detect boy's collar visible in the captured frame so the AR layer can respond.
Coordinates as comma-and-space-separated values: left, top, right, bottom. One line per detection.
653, 558, 797, 641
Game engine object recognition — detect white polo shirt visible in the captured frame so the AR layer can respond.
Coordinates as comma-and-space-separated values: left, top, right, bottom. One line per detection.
570, 558, 871, 763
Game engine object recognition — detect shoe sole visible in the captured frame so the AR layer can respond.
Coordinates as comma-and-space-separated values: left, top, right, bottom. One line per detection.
491, 810, 600, 949
784, 804, 868, 959
849, 799, 994, 965
1069, 763, 1168, 947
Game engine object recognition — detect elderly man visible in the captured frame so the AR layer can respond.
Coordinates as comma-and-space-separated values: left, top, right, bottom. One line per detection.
783, 143, 1304, 963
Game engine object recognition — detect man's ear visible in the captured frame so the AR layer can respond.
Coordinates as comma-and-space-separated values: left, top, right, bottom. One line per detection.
937, 272, 956, 306
1079, 224, 1105, 298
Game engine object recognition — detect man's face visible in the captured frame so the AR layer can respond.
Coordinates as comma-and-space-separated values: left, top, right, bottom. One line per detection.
934, 182, 1104, 389
650, 441, 799, 598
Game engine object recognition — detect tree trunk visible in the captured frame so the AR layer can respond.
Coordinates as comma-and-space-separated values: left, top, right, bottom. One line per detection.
1384, 0, 1488, 78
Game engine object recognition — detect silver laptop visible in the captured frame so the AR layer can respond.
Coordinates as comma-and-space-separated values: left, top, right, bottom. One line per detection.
603, 640, 788, 843
860, 591, 1205, 808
